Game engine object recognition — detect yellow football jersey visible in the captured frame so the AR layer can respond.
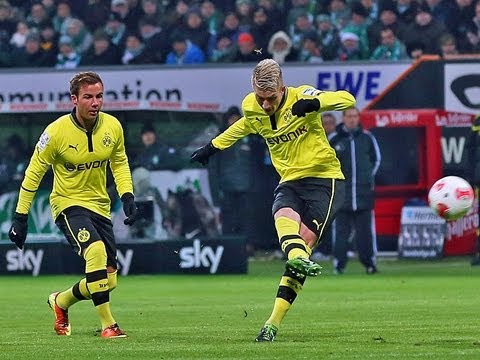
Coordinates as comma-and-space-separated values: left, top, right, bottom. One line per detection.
212, 85, 355, 182
16, 111, 133, 220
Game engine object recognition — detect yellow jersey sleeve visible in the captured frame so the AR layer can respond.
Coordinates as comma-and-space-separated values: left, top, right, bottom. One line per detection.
109, 119, 134, 198
16, 124, 58, 214
211, 116, 255, 150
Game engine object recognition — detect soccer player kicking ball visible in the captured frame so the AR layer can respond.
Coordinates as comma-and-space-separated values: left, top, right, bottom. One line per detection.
8, 71, 138, 339
191, 59, 355, 342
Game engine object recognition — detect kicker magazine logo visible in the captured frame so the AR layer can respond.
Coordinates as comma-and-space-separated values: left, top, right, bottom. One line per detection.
179, 239, 224, 274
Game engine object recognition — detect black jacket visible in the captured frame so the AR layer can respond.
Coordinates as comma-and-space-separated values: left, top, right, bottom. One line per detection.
330, 123, 381, 210
466, 115, 480, 185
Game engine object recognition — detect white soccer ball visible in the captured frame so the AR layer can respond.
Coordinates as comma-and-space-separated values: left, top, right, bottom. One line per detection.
428, 176, 474, 221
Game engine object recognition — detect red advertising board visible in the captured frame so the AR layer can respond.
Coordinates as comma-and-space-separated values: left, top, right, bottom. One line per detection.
361, 109, 476, 255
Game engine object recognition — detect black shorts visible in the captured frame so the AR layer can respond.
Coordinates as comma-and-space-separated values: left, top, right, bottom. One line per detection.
55, 206, 117, 268
272, 178, 345, 242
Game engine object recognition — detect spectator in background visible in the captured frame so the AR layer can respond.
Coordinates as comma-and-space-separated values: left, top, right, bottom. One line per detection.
55, 35, 81, 69
367, 1, 407, 51
337, 31, 363, 60
165, 32, 205, 65
104, 11, 128, 52
217, 11, 242, 44
288, 10, 315, 51
111, 0, 139, 32
406, 40, 425, 59
25, 2, 49, 31
466, 0, 480, 52
330, 107, 381, 274
83, 0, 111, 32
0, 134, 29, 195
360, 0, 378, 25
64, 18, 93, 55
233, 31, 266, 62
209, 30, 238, 62
200, 0, 224, 36
466, 114, 480, 266
258, 0, 286, 31
235, 0, 255, 30
395, 0, 419, 25
328, 0, 351, 30
163, 0, 190, 34
140, 0, 166, 26
52, 1, 73, 35
298, 30, 323, 63
315, 14, 341, 61
81, 29, 121, 66
138, 17, 168, 63
132, 123, 184, 171
267, 30, 298, 64
121, 31, 154, 64
343, 1, 370, 59
249, 6, 276, 52
0, 1, 17, 41
13, 31, 55, 67
322, 112, 337, 138
208, 106, 264, 256
9, 20, 29, 48
182, 7, 211, 54
444, 0, 476, 53
39, 21, 58, 64
370, 26, 408, 60
403, 2, 448, 55
438, 32, 460, 57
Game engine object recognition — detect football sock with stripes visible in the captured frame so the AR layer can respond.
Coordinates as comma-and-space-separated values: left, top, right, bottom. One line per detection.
56, 278, 91, 310
275, 216, 311, 260
84, 241, 115, 329
265, 270, 306, 329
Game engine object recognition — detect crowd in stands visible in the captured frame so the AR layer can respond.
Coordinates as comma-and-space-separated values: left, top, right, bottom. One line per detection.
0, 0, 479, 68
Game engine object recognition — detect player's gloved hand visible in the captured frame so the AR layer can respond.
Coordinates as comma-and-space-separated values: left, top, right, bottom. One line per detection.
292, 98, 320, 117
9, 212, 28, 250
190, 142, 219, 166
121, 193, 138, 226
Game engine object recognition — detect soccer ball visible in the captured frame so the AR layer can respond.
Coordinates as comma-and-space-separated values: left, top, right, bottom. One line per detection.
428, 176, 474, 221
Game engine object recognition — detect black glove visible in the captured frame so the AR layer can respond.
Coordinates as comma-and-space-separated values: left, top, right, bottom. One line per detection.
292, 98, 320, 117
9, 212, 28, 250
121, 193, 138, 226
190, 142, 219, 166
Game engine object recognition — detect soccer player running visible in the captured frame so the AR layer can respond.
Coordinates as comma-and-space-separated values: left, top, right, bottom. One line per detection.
8, 72, 138, 339
190, 59, 355, 342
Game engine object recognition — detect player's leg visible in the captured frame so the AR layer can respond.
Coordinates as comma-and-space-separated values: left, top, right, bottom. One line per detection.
354, 209, 377, 274
332, 211, 351, 273
93, 211, 126, 338
49, 208, 96, 336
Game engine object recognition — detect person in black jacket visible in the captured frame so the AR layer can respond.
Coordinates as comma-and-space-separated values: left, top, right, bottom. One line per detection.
466, 114, 480, 266
329, 107, 381, 274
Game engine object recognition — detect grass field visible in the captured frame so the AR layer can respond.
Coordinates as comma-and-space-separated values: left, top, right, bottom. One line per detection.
1, 257, 480, 359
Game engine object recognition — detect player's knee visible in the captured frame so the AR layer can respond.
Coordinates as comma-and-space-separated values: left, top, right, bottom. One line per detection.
108, 270, 117, 292
84, 241, 107, 271
300, 225, 317, 249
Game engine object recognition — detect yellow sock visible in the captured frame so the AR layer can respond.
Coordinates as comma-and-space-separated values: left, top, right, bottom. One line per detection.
275, 216, 310, 260
266, 271, 305, 328
84, 241, 116, 329
56, 278, 91, 309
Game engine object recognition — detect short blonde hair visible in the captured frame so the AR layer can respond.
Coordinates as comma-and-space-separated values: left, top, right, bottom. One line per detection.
252, 59, 283, 92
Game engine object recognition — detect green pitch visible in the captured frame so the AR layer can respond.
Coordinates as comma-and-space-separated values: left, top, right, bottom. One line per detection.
1, 258, 480, 359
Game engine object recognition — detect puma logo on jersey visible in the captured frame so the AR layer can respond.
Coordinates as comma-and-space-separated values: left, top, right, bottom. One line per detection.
312, 219, 322, 231
69, 144, 79, 152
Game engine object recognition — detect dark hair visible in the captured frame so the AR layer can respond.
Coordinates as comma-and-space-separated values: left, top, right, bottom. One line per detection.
69, 72, 103, 96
